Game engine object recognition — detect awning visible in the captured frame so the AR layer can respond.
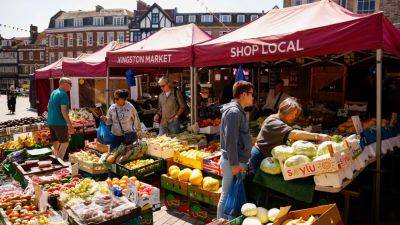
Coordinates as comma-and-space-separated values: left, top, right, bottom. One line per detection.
35, 57, 74, 79
107, 24, 212, 68
194, 0, 400, 67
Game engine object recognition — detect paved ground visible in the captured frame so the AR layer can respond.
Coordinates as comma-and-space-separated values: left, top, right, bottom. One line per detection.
154, 206, 205, 225
0, 95, 37, 122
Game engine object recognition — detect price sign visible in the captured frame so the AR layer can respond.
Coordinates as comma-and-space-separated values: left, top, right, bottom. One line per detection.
351, 116, 363, 134
38, 190, 48, 213
127, 180, 138, 205
71, 163, 79, 176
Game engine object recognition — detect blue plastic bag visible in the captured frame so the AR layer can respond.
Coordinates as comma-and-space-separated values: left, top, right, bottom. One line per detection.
224, 173, 247, 219
97, 121, 112, 144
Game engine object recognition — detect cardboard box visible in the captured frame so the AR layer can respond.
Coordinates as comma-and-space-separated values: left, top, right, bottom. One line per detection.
273, 204, 343, 225
280, 147, 353, 181
199, 126, 220, 134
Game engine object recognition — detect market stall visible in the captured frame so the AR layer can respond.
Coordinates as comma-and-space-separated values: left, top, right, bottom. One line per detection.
193, 0, 400, 223
107, 23, 212, 124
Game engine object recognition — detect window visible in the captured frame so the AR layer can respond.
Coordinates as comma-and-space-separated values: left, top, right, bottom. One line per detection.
295, 0, 302, 6
201, 15, 213, 23
133, 31, 141, 42
219, 15, 232, 23
30, 66, 34, 74
357, 0, 375, 13
41, 39, 47, 45
176, 16, 183, 23
49, 35, 55, 47
97, 32, 104, 46
250, 15, 259, 21
19, 52, 24, 61
340, 0, 347, 8
151, 13, 159, 25
40, 52, 44, 61
49, 52, 55, 64
107, 32, 114, 43
117, 32, 124, 43
188, 15, 196, 23
113, 16, 124, 26
67, 33, 73, 47
86, 51, 93, 54
29, 52, 33, 61
237, 15, 245, 23
94, 17, 104, 26
307, 0, 314, 3
87, 32, 93, 46
77, 33, 83, 46
55, 20, 64, 28
58, 52, 63, 60
219, 31, 229, 36
74, 18, 83, 27
58, 35, 63, 47
67, 51, 73, 58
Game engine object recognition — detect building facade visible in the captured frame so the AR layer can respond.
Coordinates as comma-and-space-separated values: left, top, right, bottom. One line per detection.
0, 39, 19, 92
45, 5, 133, 64
130, 1, 264, 42
283, 0, 400, 28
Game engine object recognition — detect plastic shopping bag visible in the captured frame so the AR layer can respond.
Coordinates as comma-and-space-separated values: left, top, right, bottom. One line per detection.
97, 121, 112, 144
224, 173, 247, 219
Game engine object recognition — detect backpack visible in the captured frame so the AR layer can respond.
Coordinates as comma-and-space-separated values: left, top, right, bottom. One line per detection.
173, 87, 190, 122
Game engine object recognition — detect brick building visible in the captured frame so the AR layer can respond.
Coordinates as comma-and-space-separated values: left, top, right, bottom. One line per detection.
283, 0, 400, 28
130, 0, 264, 42
45, 5, 133, 64
0, 38, 20, 92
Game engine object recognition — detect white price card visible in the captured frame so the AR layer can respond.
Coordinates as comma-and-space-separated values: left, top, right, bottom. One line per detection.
39, 190, 48, 213
71, 163, 79, 176
127, 180, 139, 204
351, 116, 363, 134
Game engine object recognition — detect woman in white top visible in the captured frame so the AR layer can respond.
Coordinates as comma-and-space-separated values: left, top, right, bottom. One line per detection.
101, 89, 141, 150
262, 79, 289, 116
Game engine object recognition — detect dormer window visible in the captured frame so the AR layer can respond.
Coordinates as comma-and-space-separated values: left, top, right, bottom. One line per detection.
94, 17, 104, 26
55, 20, 64, 28
113, 16, 124, 26
74, 18, 83, 27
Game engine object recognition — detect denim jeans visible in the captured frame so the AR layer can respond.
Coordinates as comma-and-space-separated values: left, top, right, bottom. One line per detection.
217, 156, 247, 219
249, 146, 264, 174
159, 120, 180, 135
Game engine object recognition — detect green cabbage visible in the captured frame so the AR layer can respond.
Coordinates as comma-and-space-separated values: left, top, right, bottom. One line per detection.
271, 145, 294, 161
284, 155, 312, 167
260, 157, 281, 175
292, 141, 317, 158
317, 141, 345, 156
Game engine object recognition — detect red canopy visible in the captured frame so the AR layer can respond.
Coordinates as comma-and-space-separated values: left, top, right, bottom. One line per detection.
35, 57, 74, 79
194, 0, 400, 67
63, 41, 122, 77
107, 24, 212, 68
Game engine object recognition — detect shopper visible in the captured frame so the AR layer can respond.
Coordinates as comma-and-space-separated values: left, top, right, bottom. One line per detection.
47, 77, 74, 159
6, 85, 17, 114
262, 79, 289, 116
153, 77, 186, 135
101, 89, 141, 150
218, 81, 254, 219
250, 97, 331, 173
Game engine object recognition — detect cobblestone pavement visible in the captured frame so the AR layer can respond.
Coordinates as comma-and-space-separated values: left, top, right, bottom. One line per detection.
0, 95, 37, 122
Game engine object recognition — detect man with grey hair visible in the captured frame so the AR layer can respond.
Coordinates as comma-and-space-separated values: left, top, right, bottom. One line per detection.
154, 77, 185, 135
250, 97, 330, 173
47, 77, 75, 159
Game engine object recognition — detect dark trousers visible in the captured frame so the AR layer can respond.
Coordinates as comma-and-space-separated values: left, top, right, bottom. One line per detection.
7, 99, 16, 113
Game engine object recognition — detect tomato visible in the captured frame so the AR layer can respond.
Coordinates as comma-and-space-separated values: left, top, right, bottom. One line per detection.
29, 205, 37, 211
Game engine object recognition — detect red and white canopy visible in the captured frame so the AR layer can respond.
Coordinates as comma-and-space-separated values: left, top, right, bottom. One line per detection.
35, 57, 74, 79
194, 0, 400, 67
107, 24, 212, 68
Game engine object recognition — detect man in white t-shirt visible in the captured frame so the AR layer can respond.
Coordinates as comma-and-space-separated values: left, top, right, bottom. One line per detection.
262, 79, 289, 115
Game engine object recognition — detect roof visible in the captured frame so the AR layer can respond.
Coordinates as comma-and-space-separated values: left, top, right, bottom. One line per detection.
194, 0, 400, 66
139, 3, 174, 23
107, 24, 212, 68
56, 8, 133, 20
35, 57, 74, 79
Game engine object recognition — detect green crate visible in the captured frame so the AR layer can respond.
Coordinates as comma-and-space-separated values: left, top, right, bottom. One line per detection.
188, 184, 220, 206
160, 174, 188, 196
116, 155, 163, 179
68, 133, 84, 151
189, 200, 217, 223
228, 216, 245, 225
163, 190, 189, 213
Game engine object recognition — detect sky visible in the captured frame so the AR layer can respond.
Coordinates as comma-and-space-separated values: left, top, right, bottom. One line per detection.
0, 0, 283, 39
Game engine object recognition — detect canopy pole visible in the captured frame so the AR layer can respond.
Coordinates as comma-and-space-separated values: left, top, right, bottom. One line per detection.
375, 48, 382, 225
190, 67, 195, 125
106, 67, 110, 108
194, 67, 198, 124
50, 78, 54, 92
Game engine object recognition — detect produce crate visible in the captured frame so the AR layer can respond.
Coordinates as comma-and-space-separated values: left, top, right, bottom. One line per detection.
203, 153, 222, 176
119, 208, 153, 225
116, 155, 163, 179
77, 169, 109, 180
160, 174, 188, 196
13, 155, 69, 176
188, 184, 221, 206
189, 200, 217, 224
67, 207, 141, 225
173, 149, 204, 170
199, 125, 220, 134
147, 143, 175, 159
69, 152, 108, 175
163, 190, 189, 213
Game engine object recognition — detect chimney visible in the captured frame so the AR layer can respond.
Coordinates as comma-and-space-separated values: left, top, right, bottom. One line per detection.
96, 5, 104, 12
137, 0, 149, 11
30, 25, 38, 43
